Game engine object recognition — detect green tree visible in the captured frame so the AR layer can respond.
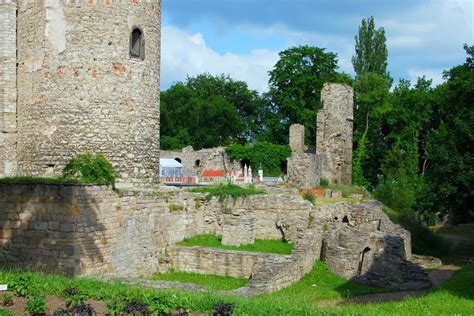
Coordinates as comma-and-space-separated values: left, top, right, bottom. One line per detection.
352, 16, 390, 80
420, 45, 474, 222
264, 45, 352, 145
160, 74, 264, 150
351, 16, 392, 187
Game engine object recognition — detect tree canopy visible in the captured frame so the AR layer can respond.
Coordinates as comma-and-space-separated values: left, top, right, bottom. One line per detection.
160, 74, 264, 150
264, 45, 352, 145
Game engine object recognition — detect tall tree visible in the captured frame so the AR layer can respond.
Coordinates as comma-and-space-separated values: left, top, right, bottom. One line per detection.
352, 16, 389, 79
420, 45, 474, 222
264, 45, 351, 145
160, 74, 264, 150
351, 17, 391, 187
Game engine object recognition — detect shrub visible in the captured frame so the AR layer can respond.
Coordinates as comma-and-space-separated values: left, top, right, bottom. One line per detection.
226, 142, 291, 177
212, 301, 234, 316
124, 300, 151, 315
25, 296, 46, 314
1, 294, 13, 307
319, 178, 329, 187
302, 192, 316, 205
10, 275, 31, 297
63, 153, 116, 187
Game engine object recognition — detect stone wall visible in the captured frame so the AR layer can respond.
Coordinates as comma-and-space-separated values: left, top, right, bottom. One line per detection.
0, 184, 312, 276
0, 183, 428, 290
287, 153, 319, 189
170, 246, 287, 279
14, 0, 161, 189
289, 124, 305, 153
0, 0, 17, 177
316, 83, 353, 185
161, 146, 241, 176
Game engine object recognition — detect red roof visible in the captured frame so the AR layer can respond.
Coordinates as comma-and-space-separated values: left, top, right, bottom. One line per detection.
202, 169, 225, 177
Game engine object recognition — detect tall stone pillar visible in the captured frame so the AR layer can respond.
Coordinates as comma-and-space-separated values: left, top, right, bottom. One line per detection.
316, 83, 353, 185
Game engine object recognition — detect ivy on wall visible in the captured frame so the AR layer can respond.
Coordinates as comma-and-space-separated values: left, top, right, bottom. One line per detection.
226, 142, 291, 177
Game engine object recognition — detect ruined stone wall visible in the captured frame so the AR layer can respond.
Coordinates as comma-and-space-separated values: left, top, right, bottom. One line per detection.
0, 0, 17, 177
287, 124, 319, 188
287, 153, 319, 188
15, 0, 161, 189
316, 83, 353, 185
0, 184, 312, 276
161, 146, 240, 176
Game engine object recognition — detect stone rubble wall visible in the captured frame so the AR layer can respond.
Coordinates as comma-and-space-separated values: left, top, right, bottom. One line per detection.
161, 146, 241, 176
0, 184, 428, 290
15, 0, 161, 189
169, 246, 287, 279
0, 1, 17, 177
316, 83, 353, 185
287, 152, 319, 188
0, 184, 312, 276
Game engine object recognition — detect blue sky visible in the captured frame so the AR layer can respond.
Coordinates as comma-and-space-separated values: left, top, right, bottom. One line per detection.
160, 0, 474, 92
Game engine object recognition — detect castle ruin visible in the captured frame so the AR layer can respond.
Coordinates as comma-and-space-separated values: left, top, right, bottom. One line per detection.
0, 0, 430, 298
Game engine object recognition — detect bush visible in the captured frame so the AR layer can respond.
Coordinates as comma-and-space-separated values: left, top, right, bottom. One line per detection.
1, 294, 13, 307
302, 192, 316, 205
63, 153, 116, 187
25, 296, 46, 314
373, 168, 417, 214
226, 142, 291, 177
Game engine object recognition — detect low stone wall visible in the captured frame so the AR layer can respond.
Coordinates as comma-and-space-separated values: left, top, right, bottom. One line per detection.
170, 246, 287, 279
0, 183, 312, 276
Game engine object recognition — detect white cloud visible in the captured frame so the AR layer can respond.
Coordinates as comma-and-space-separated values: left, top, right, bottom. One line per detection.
161, 26, 279, 93
383, 0, 473, 51
408, 68, 446, 87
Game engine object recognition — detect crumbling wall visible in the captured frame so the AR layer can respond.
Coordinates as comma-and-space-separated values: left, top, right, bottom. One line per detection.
0, 0, 17, 177
287, 124, 319, 188
316, 83, 353, 185
161, 146, 240, 176
15, 0, 161, 189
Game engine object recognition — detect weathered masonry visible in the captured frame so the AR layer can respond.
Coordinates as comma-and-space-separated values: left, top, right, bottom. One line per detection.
0, 0, 162, 189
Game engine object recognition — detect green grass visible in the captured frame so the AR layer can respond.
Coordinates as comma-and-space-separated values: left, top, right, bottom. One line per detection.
254, 261, 392, 306
0, 310, 14, 316
0, 176, 85, 185
152, 272, 247, 291
1, 263, 473, 315
189, 183, 265, 200
177, 234, 293, 255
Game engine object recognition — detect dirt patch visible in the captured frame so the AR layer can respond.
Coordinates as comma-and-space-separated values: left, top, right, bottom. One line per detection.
0, 291, 107, 315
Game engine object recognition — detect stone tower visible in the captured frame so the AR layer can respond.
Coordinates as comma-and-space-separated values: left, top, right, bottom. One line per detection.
316, 83, 353, 185
0, 0, 18, 177
2, 0, 162, 189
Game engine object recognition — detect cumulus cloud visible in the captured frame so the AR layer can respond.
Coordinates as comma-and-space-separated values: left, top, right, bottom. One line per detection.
160, 26, 279, 93
408, 68, 446, 87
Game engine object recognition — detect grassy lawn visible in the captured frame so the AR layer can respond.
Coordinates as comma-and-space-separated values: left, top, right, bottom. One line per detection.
177, 234, 293, 255
254, 261, 391, 305
0, 263, 473, 315
152, 271, 248, 291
